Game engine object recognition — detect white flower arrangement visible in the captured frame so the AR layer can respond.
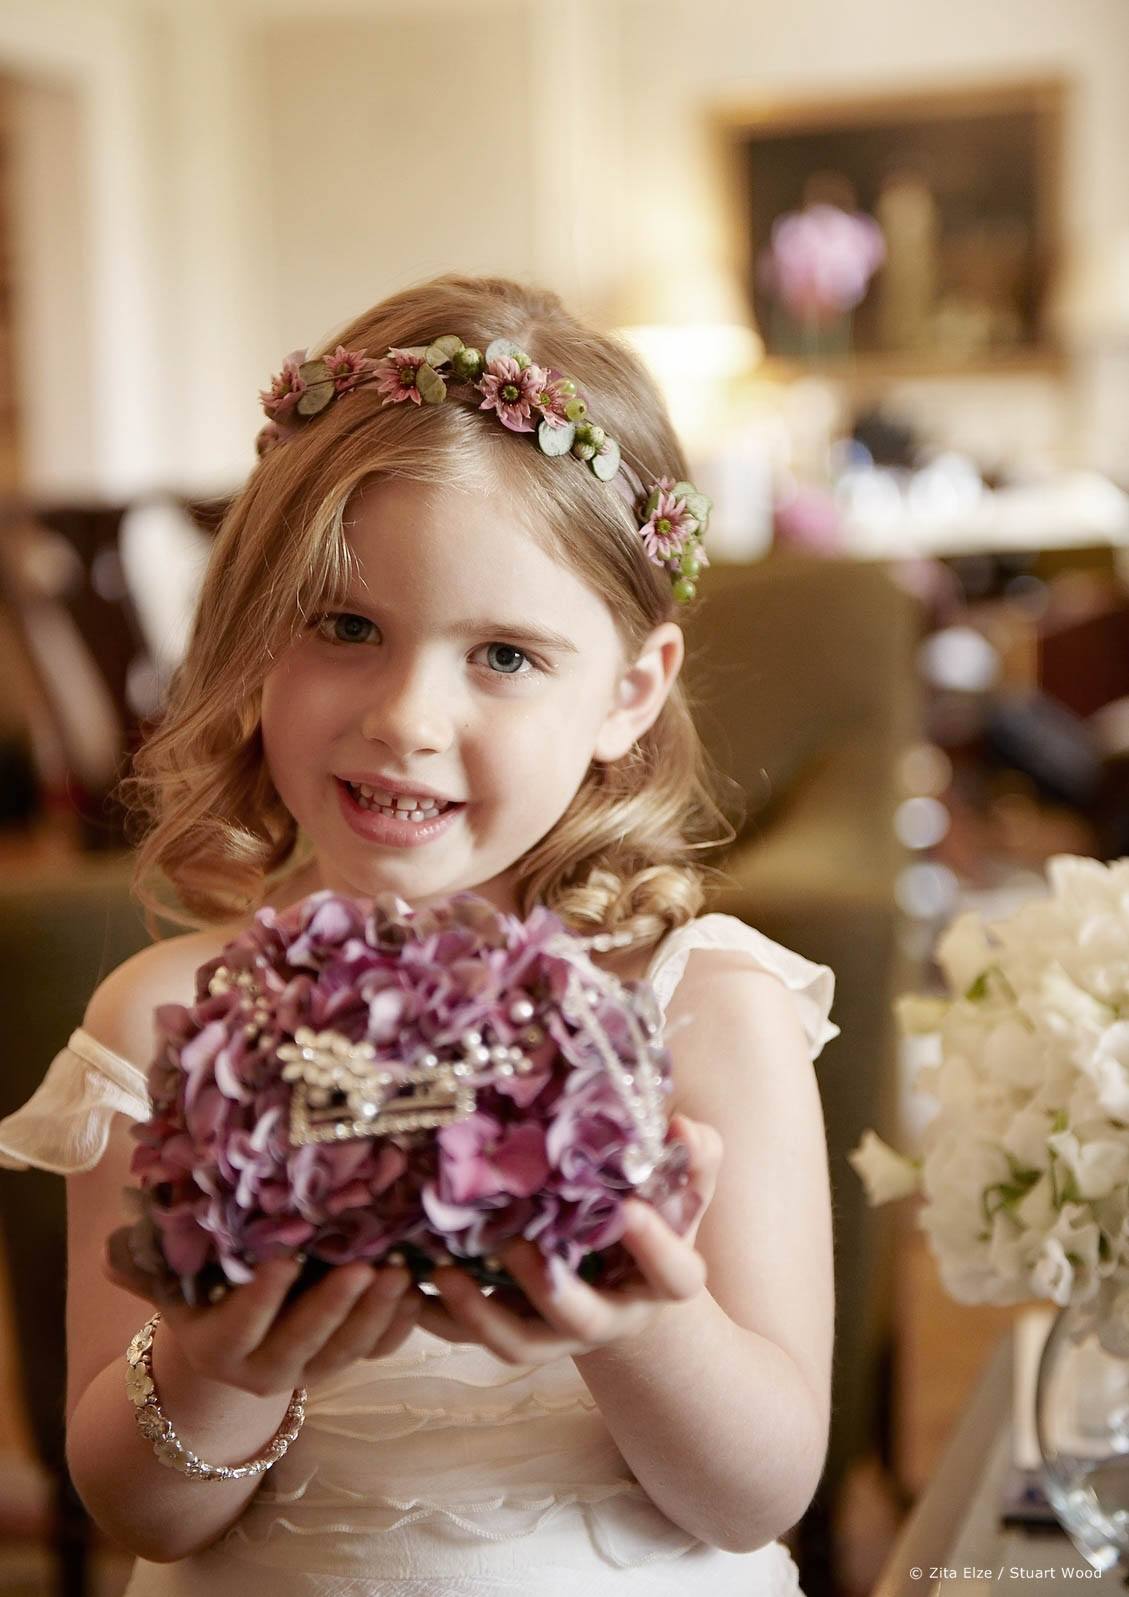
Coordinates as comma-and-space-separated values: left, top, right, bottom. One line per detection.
849, 855, 1129, 1356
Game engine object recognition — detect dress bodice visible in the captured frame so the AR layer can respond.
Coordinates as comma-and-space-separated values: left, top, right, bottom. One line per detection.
0, 913, 836, 1596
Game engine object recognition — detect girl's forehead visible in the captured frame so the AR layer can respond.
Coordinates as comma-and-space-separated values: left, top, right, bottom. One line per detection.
342, 477, 624, 651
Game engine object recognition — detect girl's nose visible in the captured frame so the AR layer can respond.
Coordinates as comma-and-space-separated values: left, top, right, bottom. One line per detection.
359, 664, 455, 757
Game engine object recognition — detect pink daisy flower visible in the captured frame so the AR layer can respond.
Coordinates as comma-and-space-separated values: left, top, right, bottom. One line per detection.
477, 356, 550, 433
259, 349, 307, 419
324, 344, 380, 393
638, 487, 700, 565
255, 421, 295, 459
376, 349, 426, 406
532, 371, 575, 429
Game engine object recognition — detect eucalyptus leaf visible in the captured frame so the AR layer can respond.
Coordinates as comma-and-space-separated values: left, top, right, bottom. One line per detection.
537, 419, 576, 456
484, 337, 527, 366
296, 380, 335, 416
426, 334, 464, 366
681, 491, 711, 523
590, 437, 621, 480
415, 362, 447, 405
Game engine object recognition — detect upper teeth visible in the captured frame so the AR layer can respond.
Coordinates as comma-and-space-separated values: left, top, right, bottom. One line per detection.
351, 784, 442, 809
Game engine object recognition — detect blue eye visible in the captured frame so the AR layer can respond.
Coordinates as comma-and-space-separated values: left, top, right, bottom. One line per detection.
314, 612, 377, 644
482, 642, 533, 676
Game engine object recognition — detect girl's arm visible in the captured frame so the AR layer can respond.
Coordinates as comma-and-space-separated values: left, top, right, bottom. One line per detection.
65, 943, 421, 1564
65, 1115, 298, 1563
573, 957, 834, 1553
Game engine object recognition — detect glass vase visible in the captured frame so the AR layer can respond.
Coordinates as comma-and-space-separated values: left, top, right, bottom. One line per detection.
1036, 1298, 1129, 1577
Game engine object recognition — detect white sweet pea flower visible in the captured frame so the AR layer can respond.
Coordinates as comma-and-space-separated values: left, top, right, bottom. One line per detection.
1080, 1024, 1129, 1122
1047, 1128, 1129, 1199
1032, 1235, 1075, 1306
936, 913, 997, 996
847, 1130, 921, 1205
1014, 1170, 1059, 1234
1037, 1203, 1104, 1303
1000, 1104, 1055, 1173
853, 856, 1129, 1313
1047, 854, 1121, 914
1031, 966, 1114, 1038
982, 1016, 1045, 1090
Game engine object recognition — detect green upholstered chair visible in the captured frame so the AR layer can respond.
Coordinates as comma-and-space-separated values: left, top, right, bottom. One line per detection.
680, 555, 921, 1591
0, 855, 153, 1595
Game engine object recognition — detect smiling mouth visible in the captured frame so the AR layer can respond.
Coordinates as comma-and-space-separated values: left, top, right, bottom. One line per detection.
339, 779, 459, 822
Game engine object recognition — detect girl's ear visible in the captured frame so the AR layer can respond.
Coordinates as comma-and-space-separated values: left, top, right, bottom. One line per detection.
592, 623, 684, 763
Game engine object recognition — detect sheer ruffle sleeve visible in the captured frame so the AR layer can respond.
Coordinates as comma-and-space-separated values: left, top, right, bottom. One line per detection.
644, 912, 839, 1061
0, 1027, 150, 1174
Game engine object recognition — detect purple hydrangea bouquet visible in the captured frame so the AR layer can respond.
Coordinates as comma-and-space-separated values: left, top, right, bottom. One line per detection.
123, 890, 694, 1307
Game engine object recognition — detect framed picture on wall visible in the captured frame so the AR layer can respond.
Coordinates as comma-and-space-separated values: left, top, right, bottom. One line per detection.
715, 78, 1066, 374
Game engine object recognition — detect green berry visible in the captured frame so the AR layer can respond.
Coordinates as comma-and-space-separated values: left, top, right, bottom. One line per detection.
451, 347, 483, 381
672, 577, 696, 603
557, 379, 578, 396
680, 551, 701, 579
564, 397, 587, 423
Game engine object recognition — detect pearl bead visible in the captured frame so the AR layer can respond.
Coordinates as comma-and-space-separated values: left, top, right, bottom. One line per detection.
509, 998, 534, 1023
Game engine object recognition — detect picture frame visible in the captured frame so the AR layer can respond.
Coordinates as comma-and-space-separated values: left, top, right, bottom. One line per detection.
713, 78, 1067, 377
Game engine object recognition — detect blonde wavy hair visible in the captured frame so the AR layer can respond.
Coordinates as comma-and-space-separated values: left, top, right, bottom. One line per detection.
122, 273, 745, 951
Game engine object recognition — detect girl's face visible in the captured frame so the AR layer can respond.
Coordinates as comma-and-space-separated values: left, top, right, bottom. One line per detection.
260, 475, 681, 915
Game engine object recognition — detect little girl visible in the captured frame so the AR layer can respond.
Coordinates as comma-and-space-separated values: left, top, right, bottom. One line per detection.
0, 273, 837, 1596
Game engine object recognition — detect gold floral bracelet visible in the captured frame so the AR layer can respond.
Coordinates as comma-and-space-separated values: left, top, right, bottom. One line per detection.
125, 1311, 307, 1481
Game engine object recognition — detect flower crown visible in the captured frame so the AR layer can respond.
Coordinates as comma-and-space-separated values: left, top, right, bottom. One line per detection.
257, 334, 711, 604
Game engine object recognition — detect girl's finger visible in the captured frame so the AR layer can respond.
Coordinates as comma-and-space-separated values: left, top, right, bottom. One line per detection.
430, 1265, 577, 1363
102, 1230, 166, 1306
300, 1268, 412, 1379
199, 1256, 306, 1361
497, 1242, 632, 1343
622, 1201, 707, 1300
247, 1262, 375, 1379
361, 1285, 424, 1359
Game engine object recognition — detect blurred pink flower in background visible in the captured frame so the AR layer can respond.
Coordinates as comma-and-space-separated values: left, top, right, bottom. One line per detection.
760, 203, 887, 324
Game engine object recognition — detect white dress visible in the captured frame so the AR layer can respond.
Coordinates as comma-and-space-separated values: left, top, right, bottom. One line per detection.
0, 913, 838, 1597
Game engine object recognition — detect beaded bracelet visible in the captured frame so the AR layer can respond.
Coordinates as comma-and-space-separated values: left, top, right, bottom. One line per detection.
125, 1311, 307, 1482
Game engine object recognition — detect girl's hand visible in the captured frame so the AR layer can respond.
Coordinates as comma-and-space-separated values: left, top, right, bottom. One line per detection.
102, 1236, 422, 1396
414, 1113, 723, 1365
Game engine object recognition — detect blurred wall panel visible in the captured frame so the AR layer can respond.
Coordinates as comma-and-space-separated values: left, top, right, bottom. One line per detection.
256, 1, 539, 347
8, 73, 93, 495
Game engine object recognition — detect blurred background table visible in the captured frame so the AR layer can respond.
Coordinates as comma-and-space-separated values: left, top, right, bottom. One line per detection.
874, 1330, 1124, 1595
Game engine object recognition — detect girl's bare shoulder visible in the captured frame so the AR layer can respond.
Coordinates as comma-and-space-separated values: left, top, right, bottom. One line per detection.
82, 919, 249, 1069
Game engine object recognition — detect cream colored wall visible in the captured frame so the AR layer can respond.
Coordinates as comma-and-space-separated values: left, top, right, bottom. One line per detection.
257, 4, 535, 346
608, 0, 1129, 475
0, 0, 1127, 491
254, 0, 1129, 477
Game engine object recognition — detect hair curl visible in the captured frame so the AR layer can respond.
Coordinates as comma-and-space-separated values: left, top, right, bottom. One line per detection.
121, 273, 745, 952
